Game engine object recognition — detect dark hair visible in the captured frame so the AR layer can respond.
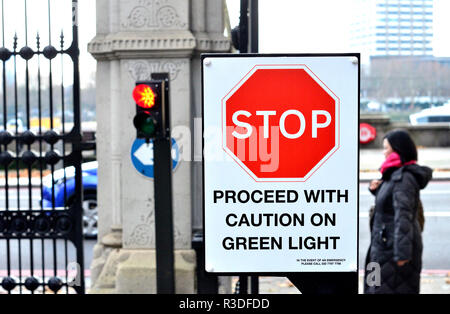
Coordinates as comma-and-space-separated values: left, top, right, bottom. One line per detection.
384, 129, 418, 163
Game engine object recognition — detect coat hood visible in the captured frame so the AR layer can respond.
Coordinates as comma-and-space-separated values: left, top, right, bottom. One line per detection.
402, 164, 433, 189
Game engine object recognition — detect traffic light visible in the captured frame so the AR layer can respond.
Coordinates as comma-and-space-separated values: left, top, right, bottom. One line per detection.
132, 81, 166, 140
131, 75, 175, 293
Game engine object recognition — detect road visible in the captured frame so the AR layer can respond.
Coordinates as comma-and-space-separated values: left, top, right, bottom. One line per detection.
359, 180, 450, 271
0, 181, 449, 283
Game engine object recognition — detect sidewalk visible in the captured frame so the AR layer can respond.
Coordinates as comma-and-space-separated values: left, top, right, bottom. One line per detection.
255, 271, 450, 294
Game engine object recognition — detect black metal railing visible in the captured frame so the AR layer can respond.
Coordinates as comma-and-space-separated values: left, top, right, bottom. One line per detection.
0, 0, 84, 294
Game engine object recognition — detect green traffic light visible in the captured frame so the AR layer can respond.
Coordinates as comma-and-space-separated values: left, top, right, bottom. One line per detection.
134, 112, 157, 137
141, 116, 156, 136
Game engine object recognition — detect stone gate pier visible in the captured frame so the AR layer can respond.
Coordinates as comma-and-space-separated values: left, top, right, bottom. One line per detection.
87, 0, 229, 293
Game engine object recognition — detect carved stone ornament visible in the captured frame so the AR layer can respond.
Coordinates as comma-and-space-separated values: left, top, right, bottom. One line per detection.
125, 211, 155, 247
126, 60, 185, 81
122, 0, 187, 30
124, 209, 189, 248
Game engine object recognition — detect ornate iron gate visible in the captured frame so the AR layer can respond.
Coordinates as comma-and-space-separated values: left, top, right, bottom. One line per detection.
0, 0, 85, 294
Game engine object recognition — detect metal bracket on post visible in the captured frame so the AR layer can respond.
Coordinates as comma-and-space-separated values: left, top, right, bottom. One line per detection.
235, 0, 258, 53
151, 72, 175, 294
249, 0, 259, 53
239, 0, 249, 53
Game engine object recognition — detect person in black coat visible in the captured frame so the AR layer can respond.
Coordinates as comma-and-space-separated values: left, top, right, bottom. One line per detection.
364, 130, 432, 294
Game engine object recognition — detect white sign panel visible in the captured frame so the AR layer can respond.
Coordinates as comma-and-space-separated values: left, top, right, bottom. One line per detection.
202, 54, 359, 273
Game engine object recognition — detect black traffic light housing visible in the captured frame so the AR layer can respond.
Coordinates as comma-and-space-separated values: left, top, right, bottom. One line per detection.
132, 75, 170, 141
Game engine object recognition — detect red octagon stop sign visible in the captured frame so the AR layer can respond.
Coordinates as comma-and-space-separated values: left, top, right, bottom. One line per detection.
222, 65, 340, 182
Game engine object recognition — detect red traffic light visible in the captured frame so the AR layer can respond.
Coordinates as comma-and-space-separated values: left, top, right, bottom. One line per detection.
133, 84, 157, 109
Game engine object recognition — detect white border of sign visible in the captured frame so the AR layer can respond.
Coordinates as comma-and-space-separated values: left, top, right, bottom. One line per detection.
202, 54, 360, 274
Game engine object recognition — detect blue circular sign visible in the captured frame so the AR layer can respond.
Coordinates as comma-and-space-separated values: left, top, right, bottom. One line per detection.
131, 138, 180, 178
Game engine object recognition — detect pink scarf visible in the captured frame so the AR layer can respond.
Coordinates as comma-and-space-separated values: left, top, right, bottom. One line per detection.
380, 152, 417, 174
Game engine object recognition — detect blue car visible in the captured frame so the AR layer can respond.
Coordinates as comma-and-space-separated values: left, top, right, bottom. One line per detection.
42, 161, 98, 238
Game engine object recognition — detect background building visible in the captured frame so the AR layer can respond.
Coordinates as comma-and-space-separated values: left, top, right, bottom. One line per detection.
351, 0, 434, 64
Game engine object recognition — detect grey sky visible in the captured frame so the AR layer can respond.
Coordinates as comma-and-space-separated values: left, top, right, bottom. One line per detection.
2, 0, 449, 88
227, 0, 450, 56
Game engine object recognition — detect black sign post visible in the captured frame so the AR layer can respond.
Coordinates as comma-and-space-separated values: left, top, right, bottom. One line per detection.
152, 73, 175, 294
153, 134, 175, 294
235, 0, 260, 295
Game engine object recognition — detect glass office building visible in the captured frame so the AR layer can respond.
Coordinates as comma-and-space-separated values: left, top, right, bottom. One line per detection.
351, 0, 433, 64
